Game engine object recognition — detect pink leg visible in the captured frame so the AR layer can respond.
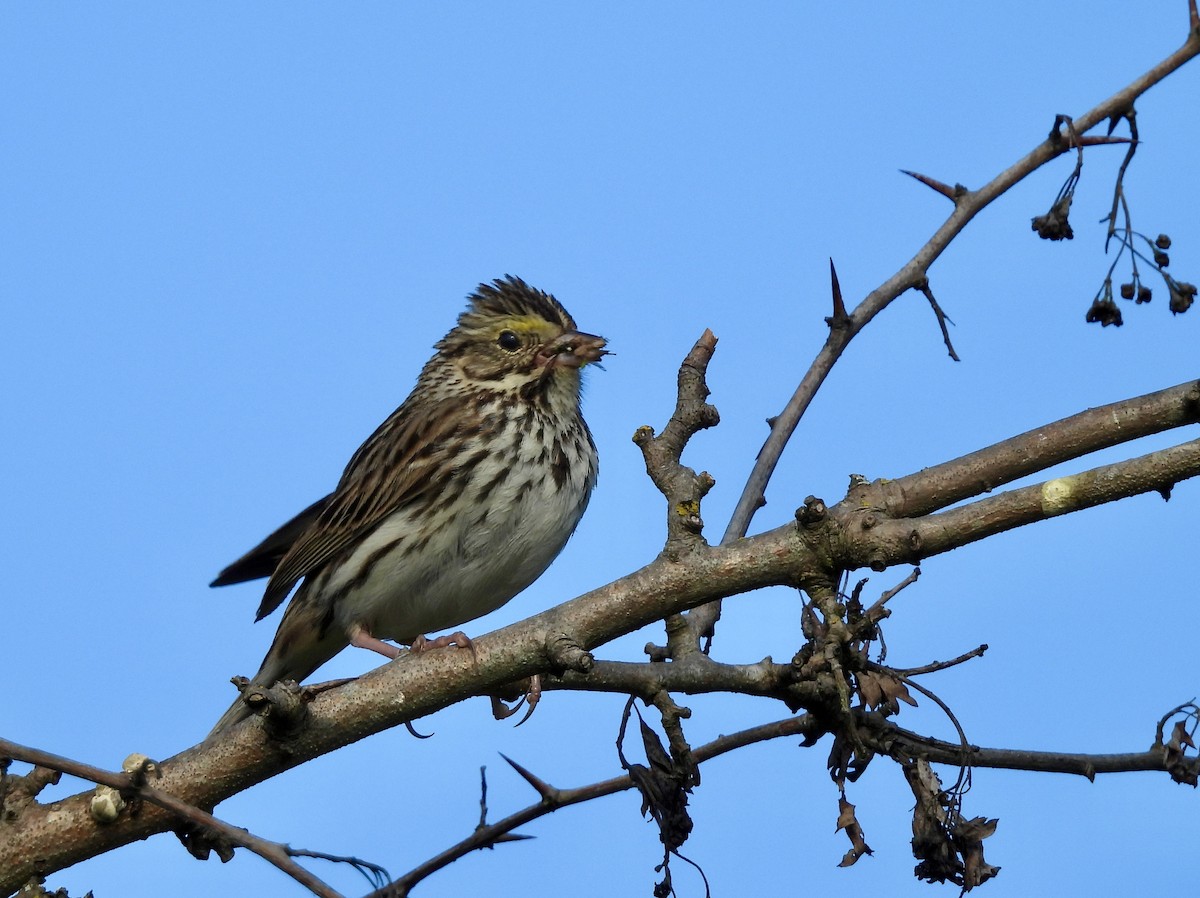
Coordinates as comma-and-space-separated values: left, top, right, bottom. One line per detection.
348, 624, 401, 659
347, 624, 435, 740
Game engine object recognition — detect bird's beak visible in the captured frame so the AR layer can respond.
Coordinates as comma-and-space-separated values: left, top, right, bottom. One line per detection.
537, 331, 608, 370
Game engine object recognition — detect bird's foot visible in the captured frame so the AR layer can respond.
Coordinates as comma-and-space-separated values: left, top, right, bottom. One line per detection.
491, 675, 541, 726
410, 631, 476, 658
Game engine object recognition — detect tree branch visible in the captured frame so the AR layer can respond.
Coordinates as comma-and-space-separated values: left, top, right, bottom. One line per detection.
0, 738, 345, 898
866, 715, 1198, 781
843, 438, 1200, 569
2, 393, 1200, 893
372, 714, 822, 897
545, 658, 828, 713
699, 25, 1200, 647
862, 378, 1200, 519
4, 388, 1198, 892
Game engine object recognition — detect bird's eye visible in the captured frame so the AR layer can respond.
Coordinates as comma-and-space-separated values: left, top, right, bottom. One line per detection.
498, 330, 520, 352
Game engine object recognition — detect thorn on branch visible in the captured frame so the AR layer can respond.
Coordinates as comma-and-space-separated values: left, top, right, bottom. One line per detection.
500, 753, 559, 802
1077, 135, 1134, 147
477, 765, 489, 829
826, 258, 849, 327
469, 766, 533, 845
900, 169, 966, 203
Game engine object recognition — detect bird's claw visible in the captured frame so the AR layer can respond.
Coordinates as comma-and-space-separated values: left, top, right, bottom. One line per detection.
490, 675, 541, 726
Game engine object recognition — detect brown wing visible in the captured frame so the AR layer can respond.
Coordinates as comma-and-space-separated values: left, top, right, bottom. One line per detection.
254, 392, 479, 620
210, 495, 332, 587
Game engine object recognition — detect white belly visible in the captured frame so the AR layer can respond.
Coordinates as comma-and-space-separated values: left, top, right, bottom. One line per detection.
322, 427, 595, 643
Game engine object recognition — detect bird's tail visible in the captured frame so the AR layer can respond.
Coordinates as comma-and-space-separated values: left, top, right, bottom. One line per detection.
207, 598, 346, 739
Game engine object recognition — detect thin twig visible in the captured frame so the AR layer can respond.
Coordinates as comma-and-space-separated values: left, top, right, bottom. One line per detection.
0, 738, 346, 898
716, 27, 1200, 558
863, 567, 921, 619
372, 715, 821, 897
286, 848, 390, 891
916, 278, 960, 361
887, 645, 989, 677
869, 713, 1197, 780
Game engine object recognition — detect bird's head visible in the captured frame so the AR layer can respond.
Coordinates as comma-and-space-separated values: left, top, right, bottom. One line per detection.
434, 276, 608, 399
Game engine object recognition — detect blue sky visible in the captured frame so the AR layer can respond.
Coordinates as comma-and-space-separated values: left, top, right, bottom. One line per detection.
4, 3, 1198, 897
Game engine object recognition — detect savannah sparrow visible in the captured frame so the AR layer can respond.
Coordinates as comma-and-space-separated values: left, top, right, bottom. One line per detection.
209, 276, 606, 735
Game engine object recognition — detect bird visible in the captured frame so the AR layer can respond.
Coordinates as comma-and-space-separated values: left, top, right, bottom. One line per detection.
208, 276, 606, 736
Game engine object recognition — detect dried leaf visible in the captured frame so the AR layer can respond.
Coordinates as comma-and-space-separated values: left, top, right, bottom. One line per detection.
856, 669, 918, 715
835, 796, 873, 867
826, 730, 873, 785
619, 707, 695, 854
956, 816, 1001, 890
857, 671, 884, 710
880, 674, 919, 709
904, 759, 1000, 889
1164, 719, 1199, 786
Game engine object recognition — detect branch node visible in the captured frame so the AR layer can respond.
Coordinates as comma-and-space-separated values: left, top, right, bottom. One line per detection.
89, 785, 126, 824
795, 495, 827, 527
121, 754, 161, 786
644, 642, 671, 662
545, 633, 594, 674
234, 678, 310, 738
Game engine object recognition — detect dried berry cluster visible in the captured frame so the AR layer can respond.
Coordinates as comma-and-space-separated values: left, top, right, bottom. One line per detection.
1086, 231, 1196, 327
1032, 112, 1194, 327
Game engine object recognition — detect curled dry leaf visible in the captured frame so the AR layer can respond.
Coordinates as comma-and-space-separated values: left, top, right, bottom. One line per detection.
826, 730, 874, 787
957, 816, 1001, 890
1164, 719, 1199, 787
905, 759, 1000, 891
620, 709, 695, 854
836, 796, 873, 867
